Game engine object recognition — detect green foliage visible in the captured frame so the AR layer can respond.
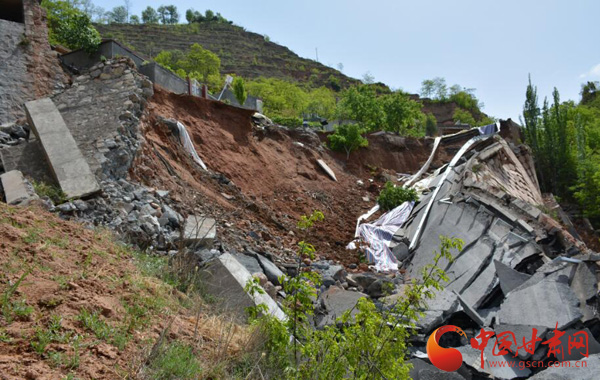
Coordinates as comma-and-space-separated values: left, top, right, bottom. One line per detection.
337, 84, 384, 131
327, 123, 369, 159
77, 309, 128, 350
425, 113, 438, 136
453, 107, 477, 126
232, 76, 247, 106
107, 5, 127, 24
147, 342, 203, 379
381, 91, 425, 136
420, 77, 447, 100
141, 6, 159, 24
523, 77, 600, 225
129, 15, 140, 24
2, 270, 33, 324
247, 235, 463, 379
42, 0, 101, 53
271, 116, 303, 128
377, 182, 418, 211
31, 315, 74, 355
32, 180, 68, 205
157, 5, 179, 25
154, 43, 221, 86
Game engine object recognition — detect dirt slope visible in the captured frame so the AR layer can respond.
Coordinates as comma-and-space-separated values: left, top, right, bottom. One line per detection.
131, 87, 457, 266
0, 203, 248, 379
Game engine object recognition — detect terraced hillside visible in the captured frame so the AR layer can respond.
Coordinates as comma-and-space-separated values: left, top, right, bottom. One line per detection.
96, 22, 359, 89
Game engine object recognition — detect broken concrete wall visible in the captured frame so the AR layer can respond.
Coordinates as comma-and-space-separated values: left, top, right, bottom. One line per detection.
2, 58, 152, 182
0, 0, 67, 125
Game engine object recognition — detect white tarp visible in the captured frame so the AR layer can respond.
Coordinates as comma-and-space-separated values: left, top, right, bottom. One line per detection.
176, 121, 208, 171
348, 201, 414, 272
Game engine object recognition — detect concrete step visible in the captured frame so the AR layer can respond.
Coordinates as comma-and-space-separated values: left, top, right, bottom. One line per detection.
24, 98, 100, 198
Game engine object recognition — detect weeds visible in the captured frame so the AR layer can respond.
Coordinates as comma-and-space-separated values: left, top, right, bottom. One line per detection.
31, 315, 72, 355
77, 309, 129, 350
2, 270, 33, 323
31, 180, 67, 205
146, 342, 202, 379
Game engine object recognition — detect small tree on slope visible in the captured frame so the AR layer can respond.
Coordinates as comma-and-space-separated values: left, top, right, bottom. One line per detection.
327, 124, 369, 160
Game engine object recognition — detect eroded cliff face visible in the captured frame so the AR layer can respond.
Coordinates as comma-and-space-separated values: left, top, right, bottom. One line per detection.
0, 0, 68, 125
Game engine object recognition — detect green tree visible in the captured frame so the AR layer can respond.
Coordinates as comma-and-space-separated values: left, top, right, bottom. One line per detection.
164, 5, 179, 24
381, 91, 425, 136
306, 87, 336, 119
337, 84, 384, 131
232, 76, 247, 106
205, 9, 215, 21
141, 6, 159, 24
107, 5, 127, 23
42, 0, 101, 53
420, 79, 436, 98
425, 113, 438, 136
129, 14, 140, 24
327, 124, 369, 159
453, 108, 477, 126
157, 5, 168, 24
179, 43, 220, 83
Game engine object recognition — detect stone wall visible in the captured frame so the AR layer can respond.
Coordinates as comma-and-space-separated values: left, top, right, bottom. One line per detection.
0, 0, 67, 125
53, 58, 153, 180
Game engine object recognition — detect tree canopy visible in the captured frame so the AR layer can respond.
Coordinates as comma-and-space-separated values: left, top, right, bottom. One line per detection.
42, 0, 101, 53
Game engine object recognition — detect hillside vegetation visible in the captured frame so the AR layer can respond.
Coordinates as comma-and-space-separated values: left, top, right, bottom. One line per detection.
96, 23, 359, 90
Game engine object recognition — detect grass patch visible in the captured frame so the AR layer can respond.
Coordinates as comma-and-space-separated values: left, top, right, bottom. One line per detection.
147, 342, 202, 379
31, 180, 68, 205
77, 309, 129, 350
2, 270, 33, 323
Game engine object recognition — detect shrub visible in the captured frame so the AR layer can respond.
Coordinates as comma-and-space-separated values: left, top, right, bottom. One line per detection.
377, 182, 418, 211
147, 342, 202, 378
271, 116, 303, 128
327, 123, 369, 159
42, 0, 101, 53
232, 76, 247, 106
453, 107, 477, 126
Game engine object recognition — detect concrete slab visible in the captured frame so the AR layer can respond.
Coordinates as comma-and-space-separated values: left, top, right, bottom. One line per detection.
0, 170, 38, 206
494, 259, 531, 296
494, 324, 548, 360
198, 253, 286, 322
24, 98, 100, 198
497, 279, 583, 329
182, 215, 216, 247
317, 159, 337, 181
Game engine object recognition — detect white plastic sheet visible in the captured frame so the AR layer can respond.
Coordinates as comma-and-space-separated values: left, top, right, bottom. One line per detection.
176, 121, 207, 171
349, 201, 414, 272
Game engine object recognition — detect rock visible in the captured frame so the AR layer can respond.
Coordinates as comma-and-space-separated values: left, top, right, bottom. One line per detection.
316, 286, 368, 328
347, 273, 379, 290
493, 324, 548, 360
72, 199, 89, 211
323, 264, 347, 283
366, 278, 394, 298
162, 204, 181, 227
57, 202, 77, 213
256, 254, 285, 285
494, 259, 532, 296
155, 189, 169, 198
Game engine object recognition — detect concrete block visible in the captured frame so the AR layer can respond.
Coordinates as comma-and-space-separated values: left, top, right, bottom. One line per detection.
0, 170, 38, 206
24, 98, 100, 198
317, 159, 337, 181
198, 253, 286, 322
183, 215, 216, 247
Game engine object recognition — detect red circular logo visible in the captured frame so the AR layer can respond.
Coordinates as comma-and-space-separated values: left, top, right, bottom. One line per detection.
426, 325, 466, 372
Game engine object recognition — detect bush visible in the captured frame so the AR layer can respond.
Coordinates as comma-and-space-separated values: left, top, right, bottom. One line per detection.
232, 76, 247, 106
271, 116, 303, 128
377, 182, 418, 211
453, 107, 477, 126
